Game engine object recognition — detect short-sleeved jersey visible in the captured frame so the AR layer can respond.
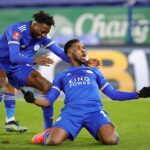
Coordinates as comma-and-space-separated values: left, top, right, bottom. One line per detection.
52, 66, 107, 113
0, 21, 68, 63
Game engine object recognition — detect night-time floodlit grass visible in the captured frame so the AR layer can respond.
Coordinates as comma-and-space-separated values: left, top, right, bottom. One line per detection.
0, 98, 150, 150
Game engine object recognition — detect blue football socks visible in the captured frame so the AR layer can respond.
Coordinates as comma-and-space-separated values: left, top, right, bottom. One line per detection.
42, 105, 53, 129
3, 93, 16, 123
38, 93, 54, 129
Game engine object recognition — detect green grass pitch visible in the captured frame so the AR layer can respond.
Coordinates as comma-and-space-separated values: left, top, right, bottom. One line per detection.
0, 98, 150, 150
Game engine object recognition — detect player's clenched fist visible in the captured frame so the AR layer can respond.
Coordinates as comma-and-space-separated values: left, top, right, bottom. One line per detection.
86, 58, 100, 68
34, 55, 54, 66
21, 88, 35, 103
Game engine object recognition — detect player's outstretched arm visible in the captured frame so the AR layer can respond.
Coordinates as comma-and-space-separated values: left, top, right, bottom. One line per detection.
48, 43, 70, 63
103, 84, 150, 101
21, 89, 50, 107
9, 44, 53, 66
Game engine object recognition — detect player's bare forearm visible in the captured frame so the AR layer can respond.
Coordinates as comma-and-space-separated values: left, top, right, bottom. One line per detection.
34, 98, 50, 107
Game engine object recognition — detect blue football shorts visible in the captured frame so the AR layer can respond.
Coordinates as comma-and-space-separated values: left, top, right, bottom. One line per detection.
0, 63, 35, 89
53, 109, 113, 140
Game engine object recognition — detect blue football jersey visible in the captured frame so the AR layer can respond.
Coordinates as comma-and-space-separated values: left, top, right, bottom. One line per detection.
47, 66, 108, 113
0, 21, 69, 64
46, 66, 138, 114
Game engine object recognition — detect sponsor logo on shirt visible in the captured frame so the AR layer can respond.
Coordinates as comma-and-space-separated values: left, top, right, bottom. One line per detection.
69, 76, 90, 88
13, 31, 20, 39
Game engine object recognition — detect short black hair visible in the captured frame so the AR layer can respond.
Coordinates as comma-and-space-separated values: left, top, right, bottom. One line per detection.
64, 39, 80, 55
32, 10, 55, 26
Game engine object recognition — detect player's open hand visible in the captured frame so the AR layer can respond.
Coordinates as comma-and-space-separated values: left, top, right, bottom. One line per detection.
86, 58, 100, 68
34, 55, 54, 66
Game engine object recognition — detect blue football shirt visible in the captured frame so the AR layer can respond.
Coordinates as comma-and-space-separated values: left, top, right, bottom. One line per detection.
46, 66, 108, 113
0, 21, 69, 64
46, 66, 138, 114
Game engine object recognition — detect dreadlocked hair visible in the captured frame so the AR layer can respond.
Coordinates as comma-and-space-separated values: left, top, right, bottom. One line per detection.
32, 10, 55, 26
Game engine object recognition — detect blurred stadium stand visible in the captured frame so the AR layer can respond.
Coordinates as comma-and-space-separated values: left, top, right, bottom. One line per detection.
0, 0, 150, 7
0, 0, 150, 46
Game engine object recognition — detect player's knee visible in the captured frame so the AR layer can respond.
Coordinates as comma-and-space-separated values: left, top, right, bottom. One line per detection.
102, 135, 119, 145
35, 81, 51, 94
5, 84, 16, 94
40, 83, 51, 94
0, 76, 8, 86
0, 78, 8, 93
49, 138, 63, 146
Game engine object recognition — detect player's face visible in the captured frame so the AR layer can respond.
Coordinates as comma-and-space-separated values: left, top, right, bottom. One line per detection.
30, 22, 51, 40
70, 42, 87, 65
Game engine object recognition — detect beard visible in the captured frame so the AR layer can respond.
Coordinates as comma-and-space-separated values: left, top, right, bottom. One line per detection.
72, 53, 86, 65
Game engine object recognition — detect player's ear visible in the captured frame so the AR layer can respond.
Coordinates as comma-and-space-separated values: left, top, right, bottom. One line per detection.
31, 21, 39, 28
67, 50, 72, 58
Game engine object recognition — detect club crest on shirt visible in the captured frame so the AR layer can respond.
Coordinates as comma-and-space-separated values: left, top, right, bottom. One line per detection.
34, 45, 40, 51
13, 31, 20, 39
86, 70, 94, 74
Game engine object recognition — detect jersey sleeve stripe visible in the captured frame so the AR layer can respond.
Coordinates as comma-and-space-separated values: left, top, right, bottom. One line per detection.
8, 41, 20, 45
44, 41, 54, 48
100, 82, 109, 91
52, 86, 60, 92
